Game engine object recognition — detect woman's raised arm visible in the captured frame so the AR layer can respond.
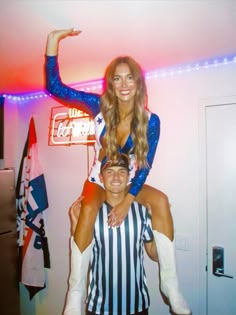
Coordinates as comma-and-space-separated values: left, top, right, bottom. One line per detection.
46, 28, 81, 56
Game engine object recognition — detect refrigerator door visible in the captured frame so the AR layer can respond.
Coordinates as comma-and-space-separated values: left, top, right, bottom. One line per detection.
0, 168, 20, 315
0, 231, 20, 314
0, 168, 17, 233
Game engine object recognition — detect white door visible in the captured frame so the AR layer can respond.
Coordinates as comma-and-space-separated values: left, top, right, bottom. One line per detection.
206, 103, 236, 315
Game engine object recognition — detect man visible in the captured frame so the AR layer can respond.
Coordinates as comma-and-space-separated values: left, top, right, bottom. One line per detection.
64, 154, 157, 315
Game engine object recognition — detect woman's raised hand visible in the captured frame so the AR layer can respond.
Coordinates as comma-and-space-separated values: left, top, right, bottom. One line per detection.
107, 200, 130, 227
46, 28, 82, 56
49, 28, 81, 41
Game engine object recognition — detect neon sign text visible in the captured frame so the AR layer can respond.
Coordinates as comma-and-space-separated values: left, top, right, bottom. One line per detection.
48, 106, 95, 146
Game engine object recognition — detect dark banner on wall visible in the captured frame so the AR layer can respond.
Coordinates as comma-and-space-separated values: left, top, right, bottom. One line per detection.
16, 117, 50, 299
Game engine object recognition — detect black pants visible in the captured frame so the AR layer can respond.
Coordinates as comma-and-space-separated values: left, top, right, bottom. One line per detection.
87, 309, 148, 315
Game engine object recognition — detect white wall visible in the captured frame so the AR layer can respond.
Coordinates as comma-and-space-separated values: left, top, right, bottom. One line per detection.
145, 62, 236, 315
4, 61, 236, 315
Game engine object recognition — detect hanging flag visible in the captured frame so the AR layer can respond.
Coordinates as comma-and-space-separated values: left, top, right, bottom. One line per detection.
16, 117, 50, 299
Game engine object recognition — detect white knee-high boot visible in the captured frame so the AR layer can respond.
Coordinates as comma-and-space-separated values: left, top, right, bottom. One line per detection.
153, 231, 191, 315
63, 237, 93, 315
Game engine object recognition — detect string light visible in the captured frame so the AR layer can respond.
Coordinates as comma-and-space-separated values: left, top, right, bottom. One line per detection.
2, 54, 236, 102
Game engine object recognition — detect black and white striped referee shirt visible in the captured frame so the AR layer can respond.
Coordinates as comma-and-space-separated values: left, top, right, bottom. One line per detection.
86, 201, 153, 315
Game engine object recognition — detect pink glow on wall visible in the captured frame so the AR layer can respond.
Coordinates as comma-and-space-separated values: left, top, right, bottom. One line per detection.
2, 54, 236, 103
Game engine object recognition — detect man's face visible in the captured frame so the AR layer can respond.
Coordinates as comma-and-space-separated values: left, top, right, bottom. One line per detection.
100, 166, 129, 194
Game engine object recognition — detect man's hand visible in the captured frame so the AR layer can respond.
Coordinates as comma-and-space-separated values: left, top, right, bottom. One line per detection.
69, 195, 84, 235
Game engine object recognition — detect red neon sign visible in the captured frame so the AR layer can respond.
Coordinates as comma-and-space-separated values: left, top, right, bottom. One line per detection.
48, 106, 95, 146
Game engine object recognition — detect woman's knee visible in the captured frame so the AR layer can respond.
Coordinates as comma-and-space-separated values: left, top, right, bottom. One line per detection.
145, 188, 169, 211
155, 190, 169, 209
145, 190, 173, 227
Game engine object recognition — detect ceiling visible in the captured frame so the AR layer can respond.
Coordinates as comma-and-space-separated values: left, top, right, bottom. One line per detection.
1, 0, 236, 95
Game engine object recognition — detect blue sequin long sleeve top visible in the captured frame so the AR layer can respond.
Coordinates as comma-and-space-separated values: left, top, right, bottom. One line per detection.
45, 55, 160, 196
45, 56, 100, 118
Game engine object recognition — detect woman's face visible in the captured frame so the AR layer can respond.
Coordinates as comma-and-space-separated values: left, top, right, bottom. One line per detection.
112, 63, 137, 104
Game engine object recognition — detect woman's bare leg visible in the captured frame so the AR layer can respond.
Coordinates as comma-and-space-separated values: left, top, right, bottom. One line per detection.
136, 184, 191, 315
64, 180, 105, 314
74, 179, 105, 252
136, 184, 173, 239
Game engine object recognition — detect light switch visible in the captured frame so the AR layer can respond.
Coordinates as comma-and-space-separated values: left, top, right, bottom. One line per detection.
175, 234, 190, 251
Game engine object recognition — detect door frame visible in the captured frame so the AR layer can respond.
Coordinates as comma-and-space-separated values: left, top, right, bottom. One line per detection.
198, 95, 236, 315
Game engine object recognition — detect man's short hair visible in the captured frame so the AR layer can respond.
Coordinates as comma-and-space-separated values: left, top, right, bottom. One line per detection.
100, 154, 130, 173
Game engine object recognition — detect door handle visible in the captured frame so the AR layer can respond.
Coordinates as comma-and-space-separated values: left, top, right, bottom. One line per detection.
212, 246, 233, 279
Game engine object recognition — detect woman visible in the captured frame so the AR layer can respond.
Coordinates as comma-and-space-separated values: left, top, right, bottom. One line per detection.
45, 29, 191, 315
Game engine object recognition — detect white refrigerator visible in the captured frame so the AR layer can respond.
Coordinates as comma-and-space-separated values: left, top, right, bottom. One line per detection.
0, 168, 20, 315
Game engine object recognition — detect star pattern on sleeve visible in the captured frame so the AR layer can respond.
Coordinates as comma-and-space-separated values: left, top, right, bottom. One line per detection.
97, 117, 103, 124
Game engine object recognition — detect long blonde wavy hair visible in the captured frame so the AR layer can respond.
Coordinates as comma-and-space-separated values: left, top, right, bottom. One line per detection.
100, 56, 149, 169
